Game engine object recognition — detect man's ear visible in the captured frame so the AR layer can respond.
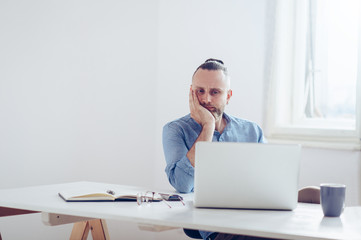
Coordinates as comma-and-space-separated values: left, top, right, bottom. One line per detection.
226, 89, 232, 104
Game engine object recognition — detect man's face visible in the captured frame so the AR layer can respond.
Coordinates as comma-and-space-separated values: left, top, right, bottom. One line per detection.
192, 69, 232, 120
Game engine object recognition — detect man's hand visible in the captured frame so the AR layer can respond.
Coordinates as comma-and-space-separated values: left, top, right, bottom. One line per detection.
189, 87, 215, 128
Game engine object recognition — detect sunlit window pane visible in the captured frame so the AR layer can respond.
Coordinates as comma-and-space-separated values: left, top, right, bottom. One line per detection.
305, 0, 359, 122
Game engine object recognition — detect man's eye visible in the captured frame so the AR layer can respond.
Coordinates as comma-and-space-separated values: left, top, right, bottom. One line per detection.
197, 90, 204, 94
211, 91, 219, 95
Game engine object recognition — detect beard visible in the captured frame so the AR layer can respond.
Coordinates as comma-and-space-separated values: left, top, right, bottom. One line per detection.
202, 103, 225, 120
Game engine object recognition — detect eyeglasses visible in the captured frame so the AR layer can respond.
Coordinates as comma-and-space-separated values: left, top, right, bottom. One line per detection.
136, 191, 185, 208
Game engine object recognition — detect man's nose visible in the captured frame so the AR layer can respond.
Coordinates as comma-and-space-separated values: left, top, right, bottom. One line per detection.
200, 93, 211, 104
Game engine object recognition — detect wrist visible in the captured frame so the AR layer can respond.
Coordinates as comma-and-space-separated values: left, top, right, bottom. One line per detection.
201, 121, 215, 131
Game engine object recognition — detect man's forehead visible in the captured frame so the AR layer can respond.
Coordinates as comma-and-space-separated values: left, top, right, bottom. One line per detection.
192, 69, 229, 89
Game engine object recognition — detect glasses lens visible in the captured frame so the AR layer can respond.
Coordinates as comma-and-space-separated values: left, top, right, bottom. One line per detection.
137, 192, 143, 205
145, 191, 154, 203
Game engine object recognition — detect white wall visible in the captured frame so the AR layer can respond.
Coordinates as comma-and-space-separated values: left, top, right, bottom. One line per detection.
0, 0, 359, 239
0, 0, 159, 189
299, 148, 361, 206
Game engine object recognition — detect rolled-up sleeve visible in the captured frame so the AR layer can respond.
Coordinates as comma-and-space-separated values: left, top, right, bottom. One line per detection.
162, 123, 195, 193
254, 123, 267, 143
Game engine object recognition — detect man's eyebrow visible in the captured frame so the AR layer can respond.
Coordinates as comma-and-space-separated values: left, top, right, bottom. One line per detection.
194, 86, 223, 91
208, 88, 224, 92
210, 88, 223, 91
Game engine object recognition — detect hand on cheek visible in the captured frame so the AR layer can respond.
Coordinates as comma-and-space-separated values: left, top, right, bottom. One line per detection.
189, 86, 215, 128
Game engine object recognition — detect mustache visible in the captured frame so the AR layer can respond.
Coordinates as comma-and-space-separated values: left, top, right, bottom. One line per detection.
201, 103, 215, 108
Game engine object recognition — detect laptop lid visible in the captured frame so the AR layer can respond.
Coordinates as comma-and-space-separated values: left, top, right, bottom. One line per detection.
194, 142, 301, 210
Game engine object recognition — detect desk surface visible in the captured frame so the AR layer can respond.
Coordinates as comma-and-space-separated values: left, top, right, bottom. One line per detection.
0, 181, 361, 240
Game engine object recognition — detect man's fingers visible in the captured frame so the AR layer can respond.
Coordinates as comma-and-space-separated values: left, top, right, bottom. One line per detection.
192, 89, 200, 107
189, 88, 195, 110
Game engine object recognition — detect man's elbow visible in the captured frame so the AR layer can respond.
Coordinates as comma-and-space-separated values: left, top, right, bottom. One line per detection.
169, 178, 194, 193
176, 185, 194, 194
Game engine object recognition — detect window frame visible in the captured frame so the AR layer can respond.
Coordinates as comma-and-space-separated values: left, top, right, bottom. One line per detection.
264, 0, 361, 150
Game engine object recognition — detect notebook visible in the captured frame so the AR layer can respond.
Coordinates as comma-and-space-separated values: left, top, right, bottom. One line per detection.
194, 142, 301, 210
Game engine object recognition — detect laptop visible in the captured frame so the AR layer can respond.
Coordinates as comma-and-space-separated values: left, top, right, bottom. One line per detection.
194, 142, 301, 210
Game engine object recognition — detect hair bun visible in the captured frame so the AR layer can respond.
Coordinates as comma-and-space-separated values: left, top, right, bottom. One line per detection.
205, 58, 224, 65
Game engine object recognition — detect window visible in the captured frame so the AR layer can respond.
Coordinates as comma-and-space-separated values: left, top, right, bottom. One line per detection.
265, 0, 361, 150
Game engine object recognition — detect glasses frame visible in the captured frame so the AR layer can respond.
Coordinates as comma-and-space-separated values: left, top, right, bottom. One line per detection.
136, 191, 185, 208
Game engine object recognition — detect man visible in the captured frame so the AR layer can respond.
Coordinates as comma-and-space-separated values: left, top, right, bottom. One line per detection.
162, 59, 270, 240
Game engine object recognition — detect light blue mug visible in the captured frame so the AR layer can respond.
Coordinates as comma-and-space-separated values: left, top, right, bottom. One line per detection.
320, 183, 346, 217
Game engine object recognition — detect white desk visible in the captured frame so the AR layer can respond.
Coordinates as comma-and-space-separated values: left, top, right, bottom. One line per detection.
0, 181, 361, 240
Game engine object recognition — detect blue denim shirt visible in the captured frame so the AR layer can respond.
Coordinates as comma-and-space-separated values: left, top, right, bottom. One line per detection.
162, 113, 266, 239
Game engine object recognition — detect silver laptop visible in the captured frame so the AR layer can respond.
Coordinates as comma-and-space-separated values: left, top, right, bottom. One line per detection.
194, 142, 301, 210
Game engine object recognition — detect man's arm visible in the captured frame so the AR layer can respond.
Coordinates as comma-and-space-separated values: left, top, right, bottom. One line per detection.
162, 88, 216, 193
187, 87, 215, 166
162, 124, 195, 193
186, 123, 214, 167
